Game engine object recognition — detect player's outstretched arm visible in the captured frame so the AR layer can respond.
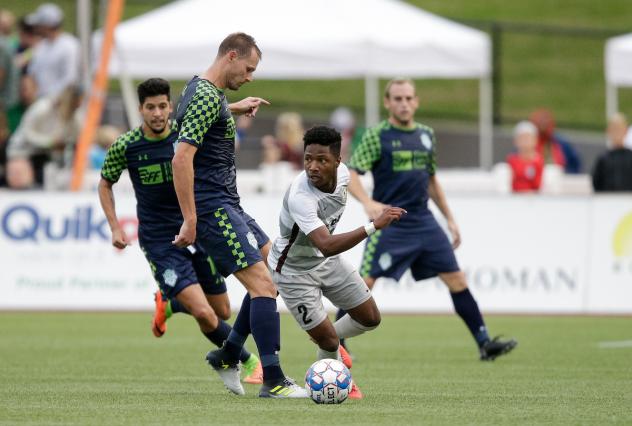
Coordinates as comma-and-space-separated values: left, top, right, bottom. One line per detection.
97, 178, 130, 249
428, 175, 461, 249
307, 207, 406, 257
172, 142, 198, 247
348, 169, 389, 220
228, 97, 270, 118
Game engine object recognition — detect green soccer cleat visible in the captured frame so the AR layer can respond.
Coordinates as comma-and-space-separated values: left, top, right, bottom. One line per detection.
242, 353, 263, 384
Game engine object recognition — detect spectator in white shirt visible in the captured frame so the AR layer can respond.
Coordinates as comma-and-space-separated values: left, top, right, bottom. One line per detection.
6, 85, 82, 189
26, 3, 80, 98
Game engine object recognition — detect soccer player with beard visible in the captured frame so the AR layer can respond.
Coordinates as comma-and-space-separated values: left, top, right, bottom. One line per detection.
171, 33, 307, 398
98, 78, 261, 384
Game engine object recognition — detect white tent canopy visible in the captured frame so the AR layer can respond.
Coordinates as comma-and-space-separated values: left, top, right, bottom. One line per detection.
99, 0, 493, 167
605, 33, 632, 118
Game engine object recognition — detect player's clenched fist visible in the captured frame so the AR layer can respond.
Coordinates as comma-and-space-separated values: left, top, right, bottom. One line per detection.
172, 220, 196, 247
373, 207, 407, 229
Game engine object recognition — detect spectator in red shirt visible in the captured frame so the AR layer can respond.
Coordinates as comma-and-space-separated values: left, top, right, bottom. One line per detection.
529, 108, 582, 174
506, 121, 544, 192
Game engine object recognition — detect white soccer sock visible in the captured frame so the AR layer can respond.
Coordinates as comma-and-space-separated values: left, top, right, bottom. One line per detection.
316, 347, 341, 361
333, 314, 377, 339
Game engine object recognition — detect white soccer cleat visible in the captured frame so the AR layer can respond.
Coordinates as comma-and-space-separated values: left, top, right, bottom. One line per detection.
259, 377, 309, 398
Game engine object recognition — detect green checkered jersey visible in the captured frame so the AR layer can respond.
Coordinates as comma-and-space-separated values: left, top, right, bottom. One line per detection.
174, 77, 238, 210
101, 124, 181, 243
348, 120, 437, 212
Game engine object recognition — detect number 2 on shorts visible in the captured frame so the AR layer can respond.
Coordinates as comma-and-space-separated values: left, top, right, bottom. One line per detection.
297, 304, 312, 325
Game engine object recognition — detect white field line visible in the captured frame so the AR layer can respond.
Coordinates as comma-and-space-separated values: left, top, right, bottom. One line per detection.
598, 340, 632, 349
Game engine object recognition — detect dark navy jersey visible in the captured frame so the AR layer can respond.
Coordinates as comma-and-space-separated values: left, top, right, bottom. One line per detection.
101, 124, 182, 243
348, 120, 437, 212
174, 76, 239, 210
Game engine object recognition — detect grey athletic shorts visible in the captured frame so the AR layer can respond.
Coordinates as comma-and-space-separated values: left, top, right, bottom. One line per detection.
271, 256, 372, 331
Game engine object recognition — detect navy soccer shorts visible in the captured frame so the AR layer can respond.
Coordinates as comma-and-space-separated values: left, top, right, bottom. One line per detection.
360, 209, 460, 281
196, 203, 270, 277
140, 241, 227, 299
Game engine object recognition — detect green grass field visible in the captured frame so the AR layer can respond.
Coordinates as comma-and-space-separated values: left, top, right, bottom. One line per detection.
1, 312, 631, 425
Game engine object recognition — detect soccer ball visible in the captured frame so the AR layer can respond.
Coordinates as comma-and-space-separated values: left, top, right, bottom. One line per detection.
304, 358, 352, 404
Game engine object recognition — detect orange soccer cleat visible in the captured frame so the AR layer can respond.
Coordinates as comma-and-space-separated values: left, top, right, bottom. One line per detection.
339, 344, 353, 369
151, 290, 167, 337
348, 381, 363, 399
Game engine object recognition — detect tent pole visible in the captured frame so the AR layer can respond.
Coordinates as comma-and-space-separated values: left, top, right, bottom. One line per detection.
606, 83, 618, 120
365, 75, 379, 127
120, 71, 140, 128
479, 76, 493, 170
76, 0, 91, 92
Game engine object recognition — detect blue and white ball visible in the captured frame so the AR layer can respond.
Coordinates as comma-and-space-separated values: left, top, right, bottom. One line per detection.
304, 358, 352, 404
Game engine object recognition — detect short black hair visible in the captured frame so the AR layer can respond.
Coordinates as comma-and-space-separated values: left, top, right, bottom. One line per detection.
303, 125, 341, 157
218, 32, 262, 59
137, 78, 170, 105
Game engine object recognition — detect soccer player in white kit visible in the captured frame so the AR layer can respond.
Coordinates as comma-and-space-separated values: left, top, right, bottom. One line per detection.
268, 126, 406, 399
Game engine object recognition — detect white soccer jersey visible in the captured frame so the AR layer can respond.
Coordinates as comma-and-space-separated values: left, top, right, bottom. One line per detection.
268, 163, 350, 275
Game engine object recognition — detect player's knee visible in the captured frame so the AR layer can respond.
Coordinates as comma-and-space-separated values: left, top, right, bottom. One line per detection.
443, 271, 468, 292
216, 303, 231, 321
317, 334, 340, 353
359, 311, 381, 329
249, 278, 277, 298
191, 304, 217, 326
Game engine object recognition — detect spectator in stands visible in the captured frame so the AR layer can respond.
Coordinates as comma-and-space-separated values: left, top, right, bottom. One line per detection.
260, 112, 304, 169
624, 124, 632, 149
0, 30, 18, 109
506, 121, 544, 192
529, 108, 581, 174
592, 113, 632, 192
330, 107, 354, 162
14, 17, 40, 74
6, 84, 82, 189
0, 9, 15, 38
0, 105, 9, 185
235, 115, 252, 150
6, 75, 37, 134
89, 125, 120, 169
26, 3, 80, 98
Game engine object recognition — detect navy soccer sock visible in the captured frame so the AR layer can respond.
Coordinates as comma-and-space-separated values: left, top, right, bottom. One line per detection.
203, 319, 231, 347
223, 293, 252, 360
250, 296, 284, 383
203, 319, 252, 363
450, 288, 490, 347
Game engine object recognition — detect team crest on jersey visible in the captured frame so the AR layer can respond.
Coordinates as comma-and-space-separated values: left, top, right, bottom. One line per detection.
163, 269, 177, 287
420, 133, 433, 150
378, 252, 392, 271
247, 231, 258, 249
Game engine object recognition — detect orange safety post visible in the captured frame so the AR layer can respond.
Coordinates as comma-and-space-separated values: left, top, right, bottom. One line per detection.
71, 0, 125, 191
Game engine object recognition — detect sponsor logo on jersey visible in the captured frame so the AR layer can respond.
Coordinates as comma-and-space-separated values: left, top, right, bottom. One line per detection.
138, 162, 173, 185
163, 269, 177, 287
421, 133, 432, 150
379, 252, 392, 271
247, 231, 258, 249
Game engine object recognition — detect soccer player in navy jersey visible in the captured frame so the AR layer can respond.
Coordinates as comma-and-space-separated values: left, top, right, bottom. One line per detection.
98, 78, 261, 384
344, 78, 517, 361
171, 33, 307, 398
